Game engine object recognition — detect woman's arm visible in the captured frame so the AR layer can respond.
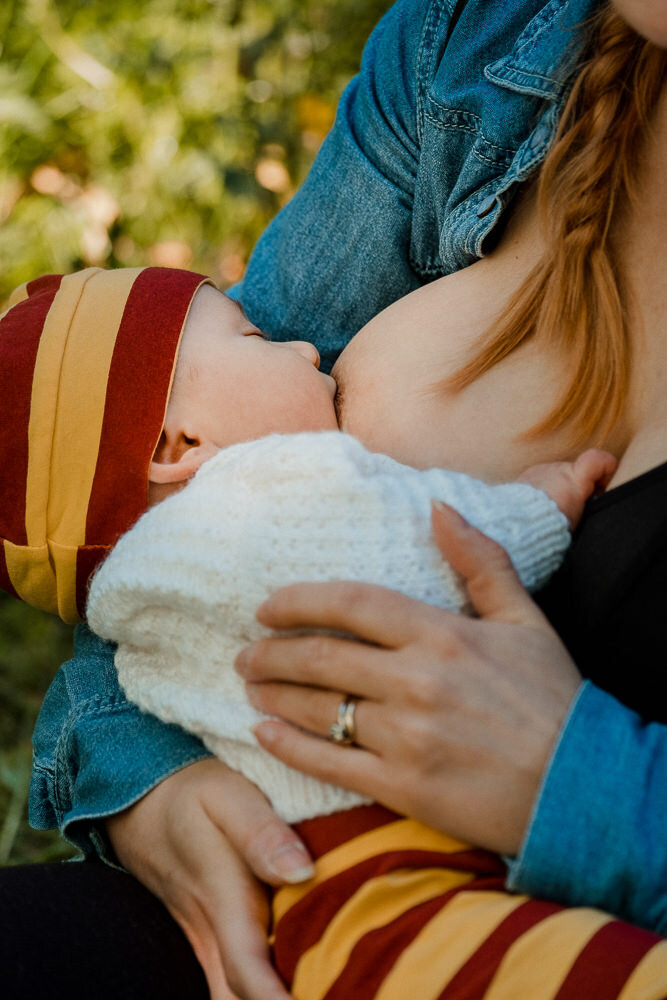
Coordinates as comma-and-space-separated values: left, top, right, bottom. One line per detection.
506, 681, 667, 935
236, 504, 667, 933
237, 0, 427, 367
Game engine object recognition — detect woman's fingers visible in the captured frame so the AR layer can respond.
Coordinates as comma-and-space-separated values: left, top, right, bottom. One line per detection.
201, 765, 314, 885
246, 680, 389, 754
175, 839, 288, 1000
254, 719, 389, 800
236, 634, 392, 701
174, 911, 236, 1000
198, 852, 287, 1000
257, 579, 440, 646
430, 501, 551, 626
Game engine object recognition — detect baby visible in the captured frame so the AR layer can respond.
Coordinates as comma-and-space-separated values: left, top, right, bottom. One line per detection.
1, 267, 629, 998
0, 266, 604, 623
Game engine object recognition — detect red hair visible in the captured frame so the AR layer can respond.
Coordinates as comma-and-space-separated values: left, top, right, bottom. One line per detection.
448, 5, 667, 444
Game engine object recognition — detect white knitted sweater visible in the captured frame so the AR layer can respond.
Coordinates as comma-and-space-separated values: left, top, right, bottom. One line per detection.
87, 432, 570, 823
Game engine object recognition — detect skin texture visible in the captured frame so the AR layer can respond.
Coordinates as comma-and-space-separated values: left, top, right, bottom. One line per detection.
611, 0, 667, 45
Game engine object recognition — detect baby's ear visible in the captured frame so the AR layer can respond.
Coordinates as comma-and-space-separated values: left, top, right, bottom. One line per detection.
149, 431, 218, 486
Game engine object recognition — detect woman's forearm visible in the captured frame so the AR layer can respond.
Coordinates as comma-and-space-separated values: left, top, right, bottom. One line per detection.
506, 681, 667, 935
239, 0, 426, 366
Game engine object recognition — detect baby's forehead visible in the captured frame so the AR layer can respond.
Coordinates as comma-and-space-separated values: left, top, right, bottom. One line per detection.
190, 284, 249, 324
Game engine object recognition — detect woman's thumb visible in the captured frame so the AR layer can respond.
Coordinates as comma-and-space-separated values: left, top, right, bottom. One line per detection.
430, 500, 548, 626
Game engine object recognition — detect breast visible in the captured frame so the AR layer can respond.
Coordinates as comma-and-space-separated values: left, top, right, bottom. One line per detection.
337, 184, 593, 478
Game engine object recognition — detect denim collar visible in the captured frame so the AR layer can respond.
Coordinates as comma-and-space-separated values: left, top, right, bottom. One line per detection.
485, 0, 599, 100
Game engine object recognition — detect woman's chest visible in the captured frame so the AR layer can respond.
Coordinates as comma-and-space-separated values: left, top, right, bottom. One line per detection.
415, 168, 667, 482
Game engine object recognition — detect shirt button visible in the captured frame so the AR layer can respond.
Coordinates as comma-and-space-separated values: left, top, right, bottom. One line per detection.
476, 194, 497, 218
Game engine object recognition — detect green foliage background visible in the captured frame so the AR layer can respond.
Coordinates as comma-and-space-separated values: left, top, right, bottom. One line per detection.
0, 0, 390, 865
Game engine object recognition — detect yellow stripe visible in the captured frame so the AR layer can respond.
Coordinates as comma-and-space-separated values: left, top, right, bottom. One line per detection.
25, 267, 102, 547
291, 866, 476, 1000
274, 819, 470, 923
4, 540, 78, 619
482, 907, 611, 1000
617, 940, 667, 1000
22, 269, 142, 582
41, 267, 144, 545
375, 891, 528, 1000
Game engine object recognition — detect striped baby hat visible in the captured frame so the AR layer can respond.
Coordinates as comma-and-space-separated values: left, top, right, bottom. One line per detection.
0, 266, 212, 623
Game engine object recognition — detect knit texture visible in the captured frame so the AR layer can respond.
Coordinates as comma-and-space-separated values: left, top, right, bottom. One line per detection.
87, 431, 570, 822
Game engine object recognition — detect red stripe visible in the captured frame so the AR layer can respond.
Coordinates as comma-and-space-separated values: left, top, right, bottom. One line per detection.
0, 274, 63, 546
294, 805, 406, 858
322, 881, 512, 1000
85, 268, 206, 545
436, 897, 563, 1000
26, 274, 65, 298
553, 919, 665, 1000
76, 545, 111, 618
323, 892, 454, 999
0, 541, 19, 599
273, 846, 505, 985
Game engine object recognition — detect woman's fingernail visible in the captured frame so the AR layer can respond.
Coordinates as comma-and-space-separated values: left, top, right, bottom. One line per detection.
268, 843, 315, 884
256, 598, 272, 621
431, 499, 469, 528
234, 650, 249, 674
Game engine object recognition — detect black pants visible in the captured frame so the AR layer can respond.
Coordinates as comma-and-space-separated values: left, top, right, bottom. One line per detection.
0, 862, 208, 998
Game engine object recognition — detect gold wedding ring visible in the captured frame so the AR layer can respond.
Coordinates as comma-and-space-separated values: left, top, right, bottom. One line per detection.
329, 696, 358, 745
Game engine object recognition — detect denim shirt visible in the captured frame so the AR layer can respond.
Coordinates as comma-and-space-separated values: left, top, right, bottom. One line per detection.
30, 0, 667, 933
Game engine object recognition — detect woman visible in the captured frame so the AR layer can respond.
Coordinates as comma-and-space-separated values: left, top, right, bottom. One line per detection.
20, 0, 667, 997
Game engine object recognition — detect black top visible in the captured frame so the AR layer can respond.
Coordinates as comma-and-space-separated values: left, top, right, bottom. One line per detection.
535, 460, 667, 724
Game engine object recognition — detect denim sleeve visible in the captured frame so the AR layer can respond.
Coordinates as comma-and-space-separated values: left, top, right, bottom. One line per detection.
29, 624, 212, 861
239, 0, 434, 371
505, 681, 667, 935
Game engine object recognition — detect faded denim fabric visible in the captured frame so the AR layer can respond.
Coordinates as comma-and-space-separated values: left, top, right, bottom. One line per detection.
30, 0, 667, 930
30, 625, 211, 863
507, 683, 667, 935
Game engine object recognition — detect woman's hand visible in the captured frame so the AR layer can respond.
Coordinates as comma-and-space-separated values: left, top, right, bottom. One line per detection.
236, 503, 582, 856
106, 758, 314, 1000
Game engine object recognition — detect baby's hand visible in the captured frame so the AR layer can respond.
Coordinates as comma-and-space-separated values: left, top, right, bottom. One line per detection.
517, 449, 617, 529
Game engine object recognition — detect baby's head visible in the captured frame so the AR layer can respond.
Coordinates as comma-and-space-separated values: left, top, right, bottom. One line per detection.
0, 268, 336, 622
150, 283, 337, 504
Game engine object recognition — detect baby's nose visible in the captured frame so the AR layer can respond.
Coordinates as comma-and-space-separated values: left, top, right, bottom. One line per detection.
287, 340, 321, 368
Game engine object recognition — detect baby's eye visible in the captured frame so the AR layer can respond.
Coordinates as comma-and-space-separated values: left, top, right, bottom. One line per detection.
243, 327, 270, 340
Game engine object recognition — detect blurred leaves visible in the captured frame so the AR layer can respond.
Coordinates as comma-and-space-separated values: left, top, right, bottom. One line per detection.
0, 0, 390, 863
0, 0, 391, 299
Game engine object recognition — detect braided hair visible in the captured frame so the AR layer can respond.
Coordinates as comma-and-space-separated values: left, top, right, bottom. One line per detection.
449, 3, 666, 445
